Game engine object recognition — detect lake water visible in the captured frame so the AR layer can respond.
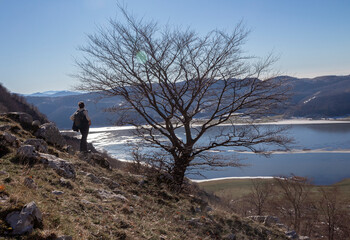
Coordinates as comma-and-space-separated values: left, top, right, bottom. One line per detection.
87, 120, 350, 185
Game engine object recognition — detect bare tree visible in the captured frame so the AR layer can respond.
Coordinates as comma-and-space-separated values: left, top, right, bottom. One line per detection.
318, 187, 349, 240
248, 179, 273, 215
75, 7, 291, 190
274, 176, 311, 232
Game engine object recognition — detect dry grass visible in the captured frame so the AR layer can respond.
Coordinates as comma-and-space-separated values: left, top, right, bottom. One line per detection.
0, 116, 289, 239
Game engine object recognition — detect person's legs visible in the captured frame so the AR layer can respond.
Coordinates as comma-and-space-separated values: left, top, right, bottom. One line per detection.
80, 127, 89, 152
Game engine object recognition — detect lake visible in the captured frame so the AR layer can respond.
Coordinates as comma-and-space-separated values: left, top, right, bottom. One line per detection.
87, 120, 350, 185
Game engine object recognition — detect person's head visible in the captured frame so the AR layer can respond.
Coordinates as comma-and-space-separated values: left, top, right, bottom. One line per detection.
78, 101, 85, 109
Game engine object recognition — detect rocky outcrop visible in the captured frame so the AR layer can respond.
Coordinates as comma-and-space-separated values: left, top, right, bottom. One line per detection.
2, 112, 33, 129
16, 145, 39, 162
39, 153, 76, 179
24, 138, 48, 153
35, 123, 66, 148
5, 201, 43, 235
248, 215, 280, 226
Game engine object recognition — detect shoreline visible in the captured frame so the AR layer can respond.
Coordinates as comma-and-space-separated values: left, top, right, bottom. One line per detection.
191, 176, 275, 183
80, 118, 350, 133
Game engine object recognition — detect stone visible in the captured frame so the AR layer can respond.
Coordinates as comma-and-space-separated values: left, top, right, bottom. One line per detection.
52, 190, 64, 195
86, 152, 111, 169
0, 124, 11, 131
87, 173, 102, 184
16, 145, 39, 161
248, 216, 280, 226
223, 233, 236, 240
59, 178, 73, 189
2, 132, 17, 145
4, 112, 33, 129
97, 189, 128, 202
24, 138, 48, 153
298, 237, 310, 240
56, 236, 73, 240
100, 177, 120, 189
285, 230, 298, 239
5, 201, 43, 235
35, 123, 66, 148
39, 153, 76, 179
32, 120, 41, 128
24, 177, 37, 189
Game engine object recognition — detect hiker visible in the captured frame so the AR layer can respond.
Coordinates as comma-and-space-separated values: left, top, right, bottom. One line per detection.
70, 101, 91, 152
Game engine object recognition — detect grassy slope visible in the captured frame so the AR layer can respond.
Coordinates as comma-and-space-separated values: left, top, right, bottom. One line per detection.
0, 115, 288, 240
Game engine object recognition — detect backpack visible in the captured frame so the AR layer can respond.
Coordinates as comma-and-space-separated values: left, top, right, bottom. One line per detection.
73, 110, 89, 130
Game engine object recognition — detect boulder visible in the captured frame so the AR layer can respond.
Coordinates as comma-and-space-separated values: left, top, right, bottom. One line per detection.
59, 178, 73, 189
56, 236, 73, 240
5, 201, 43, 235
39, 153, 76, 179
35, 123, 66, 148
87, 173, 102, 184
16, 145, 39, 161
248, 216, 280, 226
32, 120, 41, 128
97, 189, 128, 202
0, 124, 11, 131
1, 132, 19, 147
24, 138, 48, 153
85, 152, 111, 169
285, 230, 298, 239
3, 112, 33, 129
24, 177, 37, 189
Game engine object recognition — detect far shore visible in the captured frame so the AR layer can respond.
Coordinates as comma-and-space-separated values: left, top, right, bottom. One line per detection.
79, 118, 350, 133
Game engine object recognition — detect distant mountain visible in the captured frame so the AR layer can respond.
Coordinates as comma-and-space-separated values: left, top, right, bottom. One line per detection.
25, 92, 122, 129
23, 90, 83, 98
283, 75, 350, 118
0, 83, 49, 123
24, 75, 350, 129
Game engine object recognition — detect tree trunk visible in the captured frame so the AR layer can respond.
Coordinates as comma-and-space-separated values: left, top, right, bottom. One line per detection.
171, 158, 189, 191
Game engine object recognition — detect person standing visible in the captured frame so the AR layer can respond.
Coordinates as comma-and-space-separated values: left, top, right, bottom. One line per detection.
70, 101, 91, 152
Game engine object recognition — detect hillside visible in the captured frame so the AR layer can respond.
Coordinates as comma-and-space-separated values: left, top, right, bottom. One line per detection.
24, 75, 350, 129
0, 84, 48, 125
0, 112, 292, 239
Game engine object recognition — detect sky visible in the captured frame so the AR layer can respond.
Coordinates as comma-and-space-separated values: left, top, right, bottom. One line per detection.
1, 0, 349, 94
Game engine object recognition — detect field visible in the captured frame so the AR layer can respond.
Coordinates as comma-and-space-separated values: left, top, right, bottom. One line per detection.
198, 177, 350, 199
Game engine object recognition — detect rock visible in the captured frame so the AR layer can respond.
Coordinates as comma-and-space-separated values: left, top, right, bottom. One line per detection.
0, 170, 7, 175
24, 177, 37, 189
65, 145, 75, 155
81, 199, 93, 205
59, 178, 73, 189
100, 177, 120, 189
87, 173, 102, 184
56, 236, 73, 240
0, 124, 11, 131
248, 216, 280, 226
298, 236, 310, 240
1, 132, 18, 146
223, 233, 236, 240
6, 201, 43, 235
4, 112, 33, 129
39, 153, 76, 179
86, 153, 111, 169
52, 190, 64, 195
97, 189, 128, 202
35, 123, 66, 148
16, 145, 39, 161
32, 120, 41, 128
285, 230, 298, 239
24, 138, 48, 153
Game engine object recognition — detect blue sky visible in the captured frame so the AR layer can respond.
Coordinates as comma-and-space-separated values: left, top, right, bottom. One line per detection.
1, 0, 349, 94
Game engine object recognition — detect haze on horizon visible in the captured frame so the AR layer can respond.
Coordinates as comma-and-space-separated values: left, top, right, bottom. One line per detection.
1, 0, 349, 94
